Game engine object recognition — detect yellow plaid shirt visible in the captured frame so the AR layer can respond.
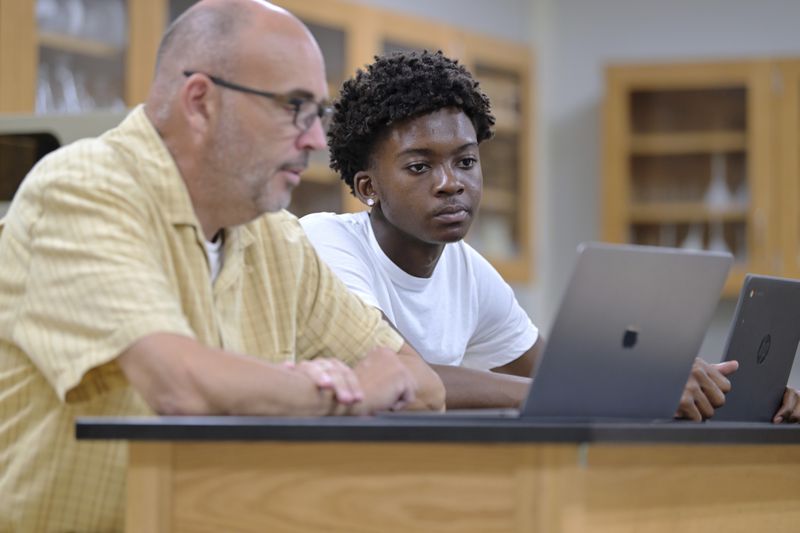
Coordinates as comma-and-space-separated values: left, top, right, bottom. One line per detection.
0, 106, 402, 532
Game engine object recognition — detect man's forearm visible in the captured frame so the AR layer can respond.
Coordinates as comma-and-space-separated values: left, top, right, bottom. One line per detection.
119, 333, 340, 416
431, 364, 531, 409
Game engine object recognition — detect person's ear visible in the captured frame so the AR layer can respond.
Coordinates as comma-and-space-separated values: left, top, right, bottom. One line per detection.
354, 170, 378, 208
180, 73, 219, 138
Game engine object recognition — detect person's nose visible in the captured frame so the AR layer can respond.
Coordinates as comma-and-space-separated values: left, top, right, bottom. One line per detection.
297, 118, 327, 151
433, 166, 464, 196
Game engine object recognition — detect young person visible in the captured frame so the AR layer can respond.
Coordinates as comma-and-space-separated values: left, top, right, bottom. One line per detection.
301, 50, 800, 421
303, 51, 537, 409
0, 3, 443, 531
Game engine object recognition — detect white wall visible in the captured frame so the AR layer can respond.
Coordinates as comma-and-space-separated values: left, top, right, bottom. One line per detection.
350, 0, 800, 388
532, 0, 800, 389
348, 0, 532, 43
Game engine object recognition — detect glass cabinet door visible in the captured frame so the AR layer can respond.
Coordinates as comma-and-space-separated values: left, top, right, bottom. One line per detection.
460, 35, 534, 283
469, 64, 524, 262
35, 0, 128, 113
602, 62, 774, 296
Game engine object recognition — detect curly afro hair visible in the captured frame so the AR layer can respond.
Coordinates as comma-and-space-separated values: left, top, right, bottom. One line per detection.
328, 50, 495, 194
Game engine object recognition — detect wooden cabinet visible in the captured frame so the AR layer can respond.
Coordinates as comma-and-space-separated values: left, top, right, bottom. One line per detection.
0, 0, 165, 113
601, 60, 789, 296
459, 33, 534, 283
0, 0, 165, 215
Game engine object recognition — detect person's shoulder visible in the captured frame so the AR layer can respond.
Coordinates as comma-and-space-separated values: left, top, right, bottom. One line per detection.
300, 211, 369, 239
299, 211, 337, 230
26, 134, 132, 193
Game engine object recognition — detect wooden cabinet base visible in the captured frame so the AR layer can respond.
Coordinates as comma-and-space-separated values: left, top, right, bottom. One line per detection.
126, 441, 800, 533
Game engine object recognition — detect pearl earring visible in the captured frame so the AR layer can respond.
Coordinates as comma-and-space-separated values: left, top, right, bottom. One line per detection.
366, 198, 375, 207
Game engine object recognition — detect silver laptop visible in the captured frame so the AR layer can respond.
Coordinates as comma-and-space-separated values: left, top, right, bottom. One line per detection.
712, 274, 800, 422
383, 242, 732, 420
518, 242, 732, 420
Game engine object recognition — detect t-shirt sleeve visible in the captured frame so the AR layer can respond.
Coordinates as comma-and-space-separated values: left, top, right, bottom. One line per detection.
462, 247, 538, 370
11, 149, 194, 403
300, 213, 383, 310
290, 216, 403, 365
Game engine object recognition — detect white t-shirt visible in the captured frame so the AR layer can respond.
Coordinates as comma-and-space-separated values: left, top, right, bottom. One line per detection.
300, 211, 538, 370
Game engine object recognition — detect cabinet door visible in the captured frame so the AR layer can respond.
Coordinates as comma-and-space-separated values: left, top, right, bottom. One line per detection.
1, 0, 165, 114
776, 60, 800, 279
460, 34, 534, 283
602, 61, 775, 296
0, 0, 163, 213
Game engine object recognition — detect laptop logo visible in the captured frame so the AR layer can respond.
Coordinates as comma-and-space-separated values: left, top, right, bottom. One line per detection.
756, 334, 771, 365
622, 327, 639, 349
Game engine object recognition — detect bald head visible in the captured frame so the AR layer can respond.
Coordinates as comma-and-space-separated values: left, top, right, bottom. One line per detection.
147, 0, 322, 121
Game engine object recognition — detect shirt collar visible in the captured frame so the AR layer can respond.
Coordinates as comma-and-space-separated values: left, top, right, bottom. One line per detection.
105, 105, 201, 228
107, 105, 259, 252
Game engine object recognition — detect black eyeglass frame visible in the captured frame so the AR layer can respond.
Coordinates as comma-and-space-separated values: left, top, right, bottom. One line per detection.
182, 70, 333, 132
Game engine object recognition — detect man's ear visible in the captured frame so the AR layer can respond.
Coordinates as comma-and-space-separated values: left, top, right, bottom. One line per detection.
354, 170, 378, 208
180, 73, 218, 136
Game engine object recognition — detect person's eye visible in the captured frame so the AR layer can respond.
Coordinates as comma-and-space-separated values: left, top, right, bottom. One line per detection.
406, 163, 430, 174
458, 157, 478, 169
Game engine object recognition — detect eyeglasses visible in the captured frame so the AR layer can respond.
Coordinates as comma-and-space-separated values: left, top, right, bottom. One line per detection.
183, 70, 333, 133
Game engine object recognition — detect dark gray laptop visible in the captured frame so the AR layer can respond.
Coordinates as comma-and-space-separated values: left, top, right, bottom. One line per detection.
712, 274, 800, 422
384, 242, 732, 420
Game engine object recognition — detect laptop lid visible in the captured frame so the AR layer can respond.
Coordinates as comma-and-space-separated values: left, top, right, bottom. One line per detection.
520, 242, 732, 420
712, 274, 800, 422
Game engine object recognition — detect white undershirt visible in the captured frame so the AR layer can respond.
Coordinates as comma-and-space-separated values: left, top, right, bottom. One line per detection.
204, 235, 224, 284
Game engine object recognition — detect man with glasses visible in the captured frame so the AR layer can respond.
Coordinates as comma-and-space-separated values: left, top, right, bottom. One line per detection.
0, 0, 444, 530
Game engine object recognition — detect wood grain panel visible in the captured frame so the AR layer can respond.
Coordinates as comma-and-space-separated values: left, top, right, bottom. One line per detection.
0, 0, 36, 112
127, 442, 174, 533
126, 440, 800, 533
578, 444, 800, 533
168, 442, 576, 533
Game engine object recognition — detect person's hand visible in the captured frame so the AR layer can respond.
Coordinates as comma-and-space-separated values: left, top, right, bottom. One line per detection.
351, 346, 417, 415
675, 358, 739, 421
286, 358, 364, 407
773, 387, 800, 424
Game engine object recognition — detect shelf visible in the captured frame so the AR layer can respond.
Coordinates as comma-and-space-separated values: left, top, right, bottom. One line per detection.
630, 131, 747, 155
629, 202, 748, 223
480, 186, 516, 213
38, 31, 122, 58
